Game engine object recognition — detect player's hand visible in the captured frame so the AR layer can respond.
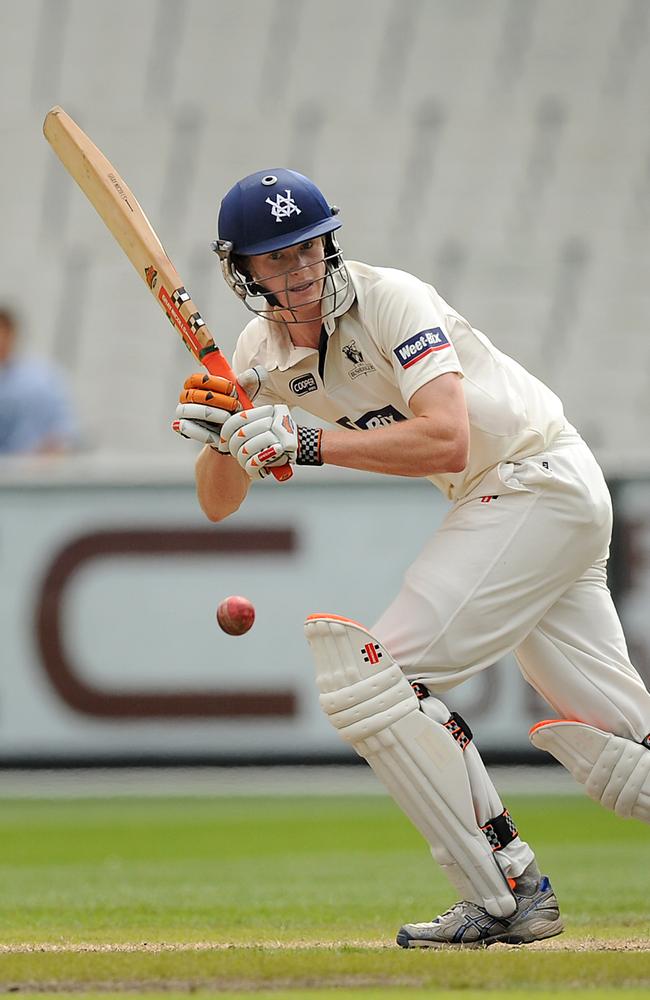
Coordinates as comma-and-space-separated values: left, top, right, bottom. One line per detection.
172, 367, 267, 452
221, 404, 298, 476
221, 405, 323, 478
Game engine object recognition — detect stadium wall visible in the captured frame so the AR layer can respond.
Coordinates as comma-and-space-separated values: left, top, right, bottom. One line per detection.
1, 464, 646, 766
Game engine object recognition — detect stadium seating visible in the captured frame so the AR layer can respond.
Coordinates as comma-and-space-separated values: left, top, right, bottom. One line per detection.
3, 0, 650, 465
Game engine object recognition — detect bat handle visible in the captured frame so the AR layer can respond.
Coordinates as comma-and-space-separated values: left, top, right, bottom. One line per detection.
269, 464, 294, 482
201, 347, 293, 482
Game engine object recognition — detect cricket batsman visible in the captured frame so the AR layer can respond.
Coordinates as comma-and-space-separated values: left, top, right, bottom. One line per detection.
173, 169, 650, 947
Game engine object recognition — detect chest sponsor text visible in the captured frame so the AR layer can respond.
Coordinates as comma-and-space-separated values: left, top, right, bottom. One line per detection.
337, 405, 407, 431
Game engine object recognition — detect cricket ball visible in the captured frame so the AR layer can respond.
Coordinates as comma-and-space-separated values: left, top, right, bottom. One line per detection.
216, 595, 255, 636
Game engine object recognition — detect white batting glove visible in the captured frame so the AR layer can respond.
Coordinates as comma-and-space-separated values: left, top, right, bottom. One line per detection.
172, 367, 267, 453
221, 406, 325, 479
173, 402, 232, 451
221, 405, 297, 476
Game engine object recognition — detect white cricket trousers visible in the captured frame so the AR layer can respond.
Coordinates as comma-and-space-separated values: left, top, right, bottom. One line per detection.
372, 425, 650, 877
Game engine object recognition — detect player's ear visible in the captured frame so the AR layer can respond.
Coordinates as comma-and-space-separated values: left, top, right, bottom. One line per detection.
234, 253, 278, 304
232, 252, 251, 277
235, 253, 261, 287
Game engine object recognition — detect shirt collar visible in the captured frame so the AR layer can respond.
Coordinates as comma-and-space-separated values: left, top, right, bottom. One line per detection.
321, 261, 356, 335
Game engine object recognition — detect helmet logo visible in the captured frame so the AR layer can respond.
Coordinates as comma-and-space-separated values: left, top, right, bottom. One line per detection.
266, 189, 302, 223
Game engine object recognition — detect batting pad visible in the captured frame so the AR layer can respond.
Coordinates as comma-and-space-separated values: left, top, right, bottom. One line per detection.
304, 614, 516, 917
530, 720, 650, 821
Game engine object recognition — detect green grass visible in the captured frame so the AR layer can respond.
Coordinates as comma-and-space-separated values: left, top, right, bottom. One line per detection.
0, 792, 648, 994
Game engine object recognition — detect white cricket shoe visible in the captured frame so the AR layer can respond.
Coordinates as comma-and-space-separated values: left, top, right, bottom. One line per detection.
396, 862, 563, 948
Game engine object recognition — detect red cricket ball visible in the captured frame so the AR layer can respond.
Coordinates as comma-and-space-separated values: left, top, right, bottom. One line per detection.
216, 595, 256, 636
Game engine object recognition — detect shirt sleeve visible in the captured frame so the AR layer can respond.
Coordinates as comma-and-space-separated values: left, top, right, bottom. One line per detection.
231, 335, 286, 407
5, 362, 77, 453
368, 269, 463, 405
43, 372, 77, 444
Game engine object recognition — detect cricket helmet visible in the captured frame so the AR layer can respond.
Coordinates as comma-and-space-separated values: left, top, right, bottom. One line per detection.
216, 168, 341, 256
212, 168, 349, 323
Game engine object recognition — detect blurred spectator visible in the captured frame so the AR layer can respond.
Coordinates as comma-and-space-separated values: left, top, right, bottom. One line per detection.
0, 307, 77, 455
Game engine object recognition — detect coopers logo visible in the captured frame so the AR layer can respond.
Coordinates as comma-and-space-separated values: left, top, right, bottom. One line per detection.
394, 327, 450, 369
289, 373, 318, 396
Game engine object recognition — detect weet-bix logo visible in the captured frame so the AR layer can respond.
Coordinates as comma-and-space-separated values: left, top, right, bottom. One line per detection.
394, 328, 450, 369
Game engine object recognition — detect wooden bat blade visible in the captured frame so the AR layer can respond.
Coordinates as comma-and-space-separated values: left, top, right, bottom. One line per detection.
44, 107, 166, 267
43, 105, 218, 365
43, 106, 292, 481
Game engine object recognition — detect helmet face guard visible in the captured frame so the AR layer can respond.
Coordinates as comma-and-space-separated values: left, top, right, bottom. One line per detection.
213, 169, 350, 324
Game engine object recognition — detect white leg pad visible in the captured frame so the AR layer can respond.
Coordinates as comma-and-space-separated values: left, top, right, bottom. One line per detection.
305, 615, 516, 918
530, 720, 650, 821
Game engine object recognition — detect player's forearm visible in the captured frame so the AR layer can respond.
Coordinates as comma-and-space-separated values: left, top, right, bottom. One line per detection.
320, 416, 468, 477
195, 445, 251, 521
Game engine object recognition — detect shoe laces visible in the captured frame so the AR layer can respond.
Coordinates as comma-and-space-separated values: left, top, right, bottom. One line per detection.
436, 900, 477, 921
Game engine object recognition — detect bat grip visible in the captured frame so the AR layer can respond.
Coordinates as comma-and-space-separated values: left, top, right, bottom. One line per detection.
201, 347, 293, 482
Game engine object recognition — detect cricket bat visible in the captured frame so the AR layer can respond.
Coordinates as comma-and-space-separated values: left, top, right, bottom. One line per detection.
42, 106, 292, 481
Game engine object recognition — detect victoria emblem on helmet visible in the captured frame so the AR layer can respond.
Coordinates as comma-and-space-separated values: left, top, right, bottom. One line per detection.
266, 189, 302, 223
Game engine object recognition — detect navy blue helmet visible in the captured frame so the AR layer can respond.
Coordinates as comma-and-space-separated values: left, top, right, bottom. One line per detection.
216, 168, 341, 256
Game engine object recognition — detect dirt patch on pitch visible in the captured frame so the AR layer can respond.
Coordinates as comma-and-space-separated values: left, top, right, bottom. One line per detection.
0, 940, 392, 954
1, 936, 649, 953
493, 936, 650, 952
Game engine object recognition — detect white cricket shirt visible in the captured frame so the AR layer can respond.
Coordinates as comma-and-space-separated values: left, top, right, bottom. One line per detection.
231, 261, 566, 501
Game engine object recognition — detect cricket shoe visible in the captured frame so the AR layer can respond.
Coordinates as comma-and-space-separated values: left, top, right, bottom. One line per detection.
396, 861, 563, 948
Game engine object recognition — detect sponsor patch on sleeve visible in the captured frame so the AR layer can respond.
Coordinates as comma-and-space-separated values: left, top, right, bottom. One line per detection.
394, 327, 451, 369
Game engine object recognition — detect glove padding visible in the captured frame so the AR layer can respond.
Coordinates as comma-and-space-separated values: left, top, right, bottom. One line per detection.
221, 405, 298, 478
172, 367, 267, 453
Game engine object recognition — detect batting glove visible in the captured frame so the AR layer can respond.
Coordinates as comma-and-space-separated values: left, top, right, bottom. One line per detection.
172, 366, 267, 453
221, 405, 323, 478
